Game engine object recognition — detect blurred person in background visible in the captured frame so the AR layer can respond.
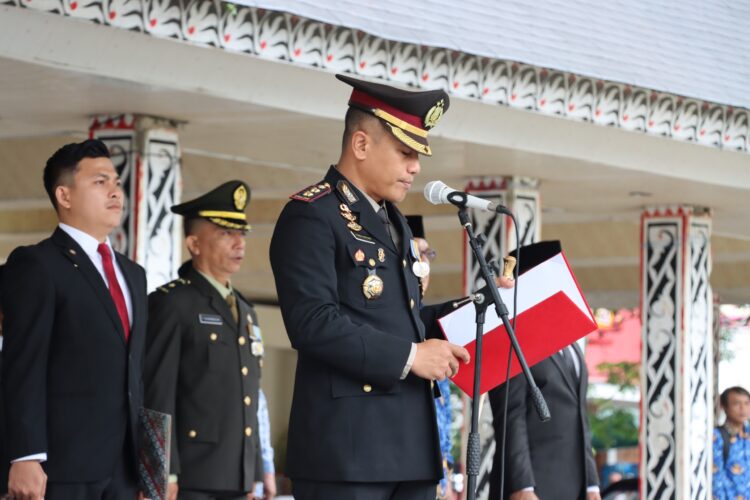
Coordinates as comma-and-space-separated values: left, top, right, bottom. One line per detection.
713, 386, 750, 499
406, 215, 455, 500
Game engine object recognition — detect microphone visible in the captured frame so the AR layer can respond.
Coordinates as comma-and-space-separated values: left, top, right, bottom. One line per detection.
423, 181, 512, 215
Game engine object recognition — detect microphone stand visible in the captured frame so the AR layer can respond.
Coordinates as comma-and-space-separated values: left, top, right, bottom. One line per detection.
458, 207, 550, 500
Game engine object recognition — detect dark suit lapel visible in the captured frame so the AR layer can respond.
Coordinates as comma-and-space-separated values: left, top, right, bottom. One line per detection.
52, 228, 126, 345
550, 349, 578, 396
185, 267, 237, 330
571, 342, 587, 401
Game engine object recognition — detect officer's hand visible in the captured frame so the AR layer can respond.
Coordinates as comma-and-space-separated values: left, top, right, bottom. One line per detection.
495, 275, 515, 289
509, 491, 539, 500
7, 460, 47, 500
586, 492, 601, 500
411, 339, 470, 381
167, 482, 179, 500
263, 472, 277, 499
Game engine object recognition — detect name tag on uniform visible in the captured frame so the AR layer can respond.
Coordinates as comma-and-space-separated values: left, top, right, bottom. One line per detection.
199, 314, 223, 325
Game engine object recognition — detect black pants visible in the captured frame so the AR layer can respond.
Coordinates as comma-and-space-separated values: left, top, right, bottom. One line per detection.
178, 491, 247, 500
293, 479, 436, 500
45, 449, 137, 500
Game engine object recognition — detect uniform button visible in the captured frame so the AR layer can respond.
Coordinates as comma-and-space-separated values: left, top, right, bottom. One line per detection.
402, 259, 406, 268
210, 333, 218, 341
239, 336, 246, 346
363, 384, 372, 393
368, 258, 376, 267
410, 298, 415, 308
188, 430, 197, 438
244, 396, 251, 406
245, 427, 253, 437
242, 366, 248, 376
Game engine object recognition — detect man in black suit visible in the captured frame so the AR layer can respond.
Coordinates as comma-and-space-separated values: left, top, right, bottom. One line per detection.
488, 343, 600, 500
1, 140, 147, 500
144, 181, 263, 500
269, 74, 473, 500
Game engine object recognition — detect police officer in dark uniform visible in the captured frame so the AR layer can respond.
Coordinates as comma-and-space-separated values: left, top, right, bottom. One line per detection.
270, 74, 471, 500
144, 181, 263, 500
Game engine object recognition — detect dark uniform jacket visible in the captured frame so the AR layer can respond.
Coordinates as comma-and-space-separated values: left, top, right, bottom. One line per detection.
144, 262, 262, 493
270, 166, 451, 483
488, 343, 599, 500
1, 227, 146, 481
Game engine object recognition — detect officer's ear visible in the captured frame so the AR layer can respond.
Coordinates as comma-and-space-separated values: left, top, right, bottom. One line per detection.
55, 185, 72, 211
185, 234, 200, 257
350, 129, 370, 161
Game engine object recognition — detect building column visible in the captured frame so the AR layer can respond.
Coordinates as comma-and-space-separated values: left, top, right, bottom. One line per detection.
462, 176, 541, 292
90, 114, 182, 291
462, 176, 541, 500
640, 206, 713, 500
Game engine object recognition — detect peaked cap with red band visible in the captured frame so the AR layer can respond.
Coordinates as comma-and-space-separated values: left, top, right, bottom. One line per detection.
336, 73, 449, 156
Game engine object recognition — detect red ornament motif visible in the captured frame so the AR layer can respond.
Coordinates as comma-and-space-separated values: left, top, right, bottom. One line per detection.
452, 81, 459, 89
326, 54, 333, 62
109, 10, 116, 20
149, 18, 157, 27
511, 93, 517, 101
260, 40, 267, 49
674, 124, 681, 131
648, 120, 654, 128
391, 67, 398, 75
539, 99, 546, 107
187, 26, 195, 35
595, 109, 601, 117
359, 61, 366, 69
699, 129, 706, 136
70, 1, 78, 10
293, 48, 301, 57
422, 73, 429, 81
482, 87, 489, 95
224, 34, 231, 42
725, 135, 731, 141
568, 103, 575, 112
623, 114, 629, 122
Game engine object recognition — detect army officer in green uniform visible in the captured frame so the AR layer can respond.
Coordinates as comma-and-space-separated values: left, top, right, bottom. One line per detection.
270, 75, 472, 500
144, 181, 263, 500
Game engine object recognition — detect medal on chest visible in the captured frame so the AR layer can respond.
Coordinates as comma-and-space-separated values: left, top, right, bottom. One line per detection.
362, 269, 384, 300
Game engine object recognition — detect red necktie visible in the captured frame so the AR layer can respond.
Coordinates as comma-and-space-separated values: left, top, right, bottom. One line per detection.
97, 243, 130, 342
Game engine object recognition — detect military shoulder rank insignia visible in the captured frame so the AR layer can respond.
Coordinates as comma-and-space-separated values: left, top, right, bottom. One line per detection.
290, 182, 332, 202
157, 277, 191, 293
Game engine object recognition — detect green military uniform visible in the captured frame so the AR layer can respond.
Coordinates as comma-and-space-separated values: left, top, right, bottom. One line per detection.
143, 181, 263, 497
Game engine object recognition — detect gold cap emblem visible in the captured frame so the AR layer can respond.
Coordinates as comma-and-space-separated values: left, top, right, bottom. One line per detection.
234, 185, 248, 210
424, 99, 445, 129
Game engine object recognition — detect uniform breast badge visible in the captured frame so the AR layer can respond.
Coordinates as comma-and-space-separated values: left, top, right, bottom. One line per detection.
340, 205, 363, 231
248, 324, 265, 357
378, 248, 386, 262
362, 270, 384, 300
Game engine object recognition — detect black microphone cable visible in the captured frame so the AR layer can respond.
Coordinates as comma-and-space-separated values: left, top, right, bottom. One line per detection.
496, 211, 521, 500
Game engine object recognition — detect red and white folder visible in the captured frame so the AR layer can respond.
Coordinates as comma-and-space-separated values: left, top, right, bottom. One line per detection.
438, 241, 597, 398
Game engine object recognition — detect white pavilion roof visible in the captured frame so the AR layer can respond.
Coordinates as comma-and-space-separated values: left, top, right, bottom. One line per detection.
239, 0, 750, 109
